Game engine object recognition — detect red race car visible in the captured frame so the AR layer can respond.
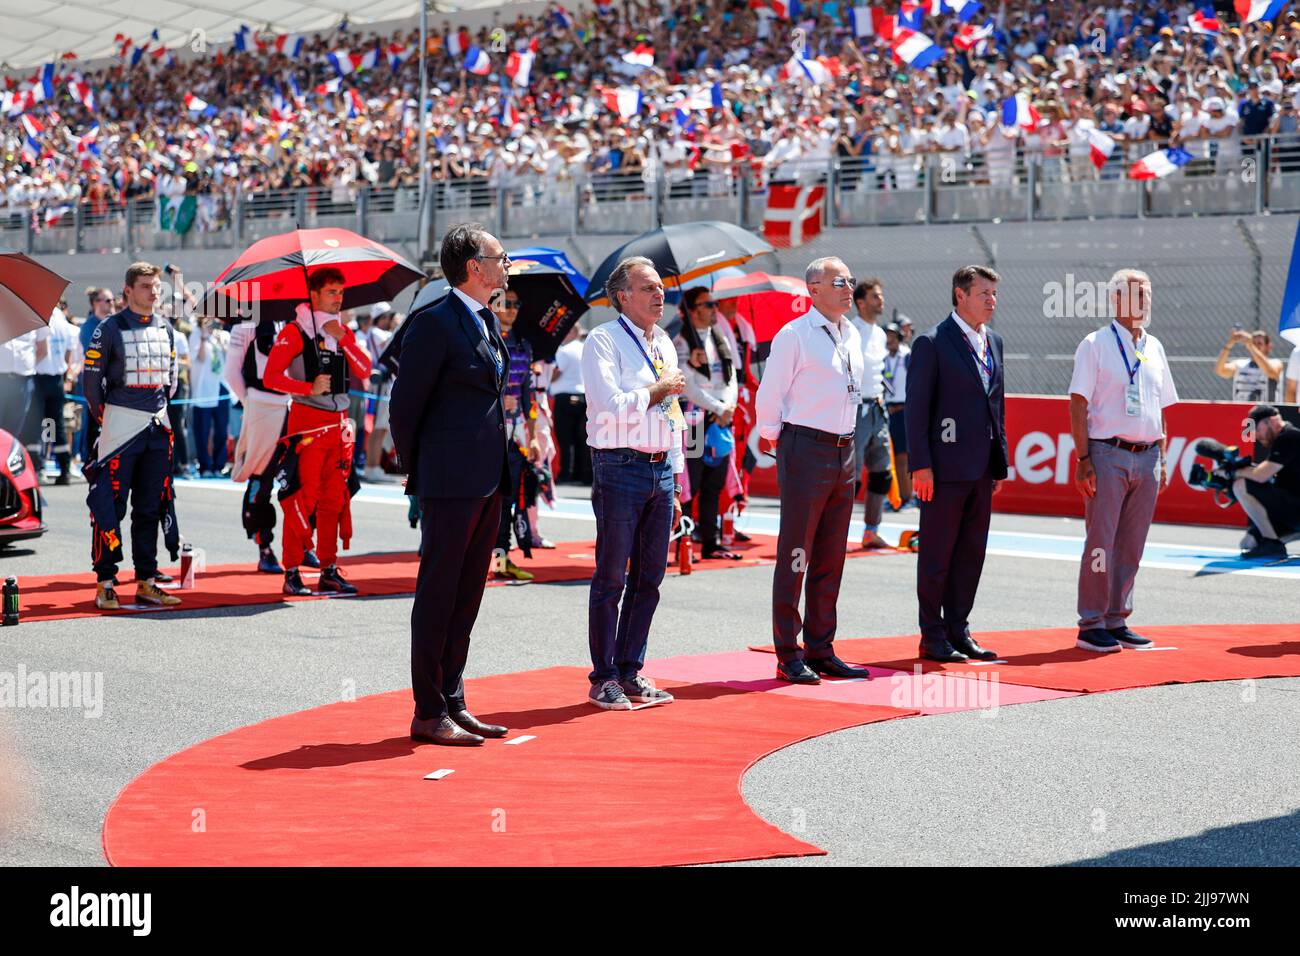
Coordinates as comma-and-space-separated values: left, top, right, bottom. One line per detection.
0, 427, 46, 549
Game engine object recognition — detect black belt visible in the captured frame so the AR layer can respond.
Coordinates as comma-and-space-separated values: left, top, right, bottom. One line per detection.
786, 423, 854, 447
1097, 437, 1156, 453
886, 403, 906, 413
597, 447, 667, 462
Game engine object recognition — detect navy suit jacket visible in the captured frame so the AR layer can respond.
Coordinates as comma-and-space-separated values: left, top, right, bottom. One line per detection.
905, 314, 1009, 483
388, 290, 511, 499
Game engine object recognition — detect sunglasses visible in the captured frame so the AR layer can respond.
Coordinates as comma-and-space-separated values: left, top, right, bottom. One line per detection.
502, 299, 521, 308
811, 276, 856, 289
695, 300, 718, 309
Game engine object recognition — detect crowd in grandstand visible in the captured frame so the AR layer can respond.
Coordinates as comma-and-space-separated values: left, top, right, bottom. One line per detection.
5, 2, 1300, 229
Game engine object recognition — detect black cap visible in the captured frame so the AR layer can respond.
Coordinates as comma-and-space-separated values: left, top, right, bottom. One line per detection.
884, 322, 902, 336
1248, 403, 1280, 423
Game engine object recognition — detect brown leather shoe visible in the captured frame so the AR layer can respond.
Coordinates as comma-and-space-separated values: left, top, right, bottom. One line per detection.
410, 715, 484, 746
450, 710, 508, 738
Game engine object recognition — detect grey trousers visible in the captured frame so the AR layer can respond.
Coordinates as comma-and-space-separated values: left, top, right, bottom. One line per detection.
1077, 439, 1160, 630
772, 427, 856, 662
853, 399, 892, 530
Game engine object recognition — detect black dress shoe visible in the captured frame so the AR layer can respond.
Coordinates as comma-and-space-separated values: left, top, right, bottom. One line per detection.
776, 659, 821, 684
411, 715, 484, 746
450, 710, 507, 738
950, 634, 998, 661
807, 655, 871, 679
918, 639, 969, 663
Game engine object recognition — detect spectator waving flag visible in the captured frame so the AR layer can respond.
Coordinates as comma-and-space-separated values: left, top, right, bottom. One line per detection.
1129, 146, 1193, 179
1087, 127, 1115, 169
1000, 92, 1041, 129
316, 77, 342, 95
852, 7, 895, 39
38, 63, 56, 103
76, 123, 100, 156
954, 19, 995, 51
602, 87, 643, 119
388, 44, 409, 71
346, 89, 366, 119
183, 92, 211, 113
943, 0, 984, 21
897, 3, 925, 31
1190, 9, 1222, 33
781, 56, 836, 85
506, 39, 539, 87
67, 74, 95, 111
497, 94, 521, 127
1234, 0, 1287, 23
621, 43, 655, 68
20, 114, 43, 161
892, 31, 944, 70
464, 45, 491, 75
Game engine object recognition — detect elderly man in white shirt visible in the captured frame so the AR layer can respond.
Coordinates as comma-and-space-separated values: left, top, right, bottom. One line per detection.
1069, 269, 1178, 653
581, 256, 686, 711
755, 256, 872, 684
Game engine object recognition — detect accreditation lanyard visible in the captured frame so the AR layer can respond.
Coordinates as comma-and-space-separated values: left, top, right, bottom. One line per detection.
962, 331, 994, 382
820, 324, 861, 404
882, 353, 900, 396
1110, 323, 1145, 416
618, 318, 685, 431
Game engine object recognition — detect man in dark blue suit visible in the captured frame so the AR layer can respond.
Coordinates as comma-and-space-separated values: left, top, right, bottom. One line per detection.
905, 265, 1009, 663
389, 223, 513, 746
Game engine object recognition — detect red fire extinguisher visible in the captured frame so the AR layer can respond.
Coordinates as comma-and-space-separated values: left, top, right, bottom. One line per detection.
671, 516, 695, 575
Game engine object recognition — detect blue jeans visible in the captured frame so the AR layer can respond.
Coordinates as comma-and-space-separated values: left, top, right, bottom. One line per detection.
588, 449, 675, 685
192, 397, 229, 473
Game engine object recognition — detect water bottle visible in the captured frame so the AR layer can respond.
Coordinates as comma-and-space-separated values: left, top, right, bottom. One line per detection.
2, 577, 18, 626
179, 544, 196, 589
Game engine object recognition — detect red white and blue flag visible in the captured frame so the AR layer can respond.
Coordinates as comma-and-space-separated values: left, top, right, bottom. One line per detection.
852, 7, 895, 39
346, 88, 366, 119
497, 95, 521, 127
602, 87, 643, 118
20, 114, 43, 160
1190, 9, 1222, 33
68, 75, 95, 111
1087, 127, 1115, 169
953, 19, 995, 51
939, 0, 983, 21
781, 56, 835, 85
388, 44, 409, 71
1128, 146, 1193, 179
1234, 0, 1287, 23
892, 31, 944, 70
76, 123, 100, 156
183, 92, 210, 113
463, 45, 491, 75
1000, 92, 1041, 129
897, 3, 925, 31
506, 39, 539, 87
750, 0, 802, 18
621, 43, 655, 68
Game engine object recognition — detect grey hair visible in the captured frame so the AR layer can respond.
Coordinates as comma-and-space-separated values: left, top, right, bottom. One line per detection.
605, 256, 658, 311
805, 257, 847, 285
1107, 267, 1151, 318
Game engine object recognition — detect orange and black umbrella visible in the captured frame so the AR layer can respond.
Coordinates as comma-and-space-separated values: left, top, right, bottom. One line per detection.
200, 227, 422, 324
584, 221, 774, 307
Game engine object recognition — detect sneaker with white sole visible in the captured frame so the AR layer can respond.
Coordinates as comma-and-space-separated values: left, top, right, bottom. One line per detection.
1076, 628, 1121, 653
588, 680, 633, 710
620, 675, 674, 705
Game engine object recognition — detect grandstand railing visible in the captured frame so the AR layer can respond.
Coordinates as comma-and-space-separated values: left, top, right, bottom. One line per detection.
5, 133, 1300, 255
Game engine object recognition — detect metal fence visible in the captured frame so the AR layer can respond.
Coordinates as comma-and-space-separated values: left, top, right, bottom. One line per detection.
8, 133, 1300, 256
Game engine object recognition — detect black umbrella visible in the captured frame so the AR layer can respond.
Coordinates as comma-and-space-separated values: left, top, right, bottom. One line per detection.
584, 221, 774, 307
408, 259, 587, 361
0, 249, 71, 344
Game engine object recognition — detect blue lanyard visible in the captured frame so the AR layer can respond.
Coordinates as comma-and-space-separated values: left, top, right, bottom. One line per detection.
1110, 324, 1140, 385
963, 333, 993, 378
618, 317, 662, 379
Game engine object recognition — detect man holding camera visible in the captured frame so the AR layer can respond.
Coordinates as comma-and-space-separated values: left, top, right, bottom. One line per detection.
263, 267, 372, 596
1068, 269, 1178, 653
1233, 404, 1300, 561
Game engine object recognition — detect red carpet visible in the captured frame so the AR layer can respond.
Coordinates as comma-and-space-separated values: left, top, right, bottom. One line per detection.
749, 624, 1300, 692
15, 535, 905, 624
102, 666, 915, 867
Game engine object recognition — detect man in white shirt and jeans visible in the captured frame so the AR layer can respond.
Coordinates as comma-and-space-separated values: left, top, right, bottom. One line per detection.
756, 257, 872, 684
581, 256, 685, 710
1069, 269, 1179, 653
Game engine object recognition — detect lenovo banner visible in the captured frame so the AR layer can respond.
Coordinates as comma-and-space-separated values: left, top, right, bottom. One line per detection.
747, 396, 1262, 527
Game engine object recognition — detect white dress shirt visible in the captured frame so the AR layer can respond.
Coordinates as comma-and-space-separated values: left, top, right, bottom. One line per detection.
0, 329, 42, 376
850, 316, 887, 400
1068, 320, 1179, 444
951, 310, 992, 393
882, 344, 910, 403
34, 309, 78, 377
581, 316, 685, 474
674, 325, 737, 417
756, 307, 864, 441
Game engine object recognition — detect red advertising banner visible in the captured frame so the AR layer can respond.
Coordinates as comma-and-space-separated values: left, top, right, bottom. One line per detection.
746, 395, 1257, 527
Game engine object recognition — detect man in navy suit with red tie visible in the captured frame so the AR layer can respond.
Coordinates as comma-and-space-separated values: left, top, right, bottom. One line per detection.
389, 223, 513, 746
905, 265, 1009, 663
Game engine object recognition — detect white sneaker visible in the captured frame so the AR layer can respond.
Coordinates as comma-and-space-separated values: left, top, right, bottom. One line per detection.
364, 467, 397, 483
588, 680, 633, 710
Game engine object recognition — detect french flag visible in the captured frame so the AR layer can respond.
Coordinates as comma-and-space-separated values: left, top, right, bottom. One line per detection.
943, 0, 983, 21
781, 56, 833, 85
1000, 92, 1041, 130
388, 44, 409, 71
1190, 9, 1222, 33
1087, 127, 1115, 169
68, 75, 94, 111
288, 75, 305, 106
1234, 0, 1287, 23
346, 88, 365, 119
274, 35, 305, 58
43, 205, 73, 227
602, 87, 643, 118
892, 31, 944, 70
622, 43, 655, 68
497, 95, 521, 127
355, 47, 381, 72
750, 0, 801, 17
328, 50, 357, 75
37, 63, 55, 102
76, 123, 100, 155
131, 43, 149, 67
183, 92, 215, 116
506, 40, 538, 87
233, 25, 249, 52
316, 77, 342, 95
447, 29, 470, 58
953, 19, 994, 51
464, 45, 491, 75
1129, 146, 1193, 180
897, 3, 925, 31
20, 114, 43, 160
853, 7, 895, 39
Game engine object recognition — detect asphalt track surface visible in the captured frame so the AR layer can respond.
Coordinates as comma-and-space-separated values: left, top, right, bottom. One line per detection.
1, 475, 1296, 867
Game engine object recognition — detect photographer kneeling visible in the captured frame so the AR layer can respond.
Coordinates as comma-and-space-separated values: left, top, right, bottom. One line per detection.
1234, 404, 1300, 561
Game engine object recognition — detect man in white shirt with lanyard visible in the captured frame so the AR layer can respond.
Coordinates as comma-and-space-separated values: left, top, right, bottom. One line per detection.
581, 256, 686, 711
755, 257, 872, 684
1069, 269, 1178, 653
850, 278, 893, 549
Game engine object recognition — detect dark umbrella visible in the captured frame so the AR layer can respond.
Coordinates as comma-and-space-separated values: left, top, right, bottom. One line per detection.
408, 259, 587, 361
199, 227, 423, 324
584, 221, 774, 307
0, 250, 71, 344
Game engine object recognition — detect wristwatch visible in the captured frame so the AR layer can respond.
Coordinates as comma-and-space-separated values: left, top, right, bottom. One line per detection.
673, 482, 683, 496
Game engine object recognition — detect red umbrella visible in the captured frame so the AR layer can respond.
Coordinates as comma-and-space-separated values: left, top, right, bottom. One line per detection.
199, 228, 422, 324
713, 272, 810, 346
0, 249, 70, 344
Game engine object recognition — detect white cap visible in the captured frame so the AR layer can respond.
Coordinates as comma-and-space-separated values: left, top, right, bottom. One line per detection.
1205, 96, 1225, 111
369, 301, 393, 319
